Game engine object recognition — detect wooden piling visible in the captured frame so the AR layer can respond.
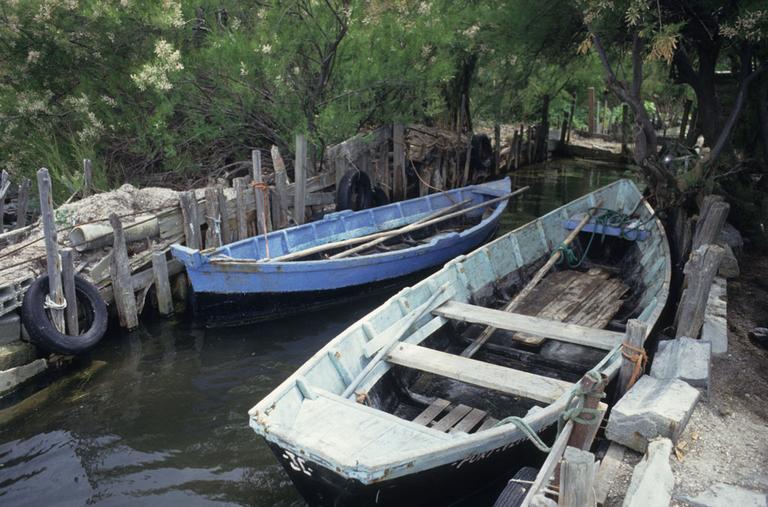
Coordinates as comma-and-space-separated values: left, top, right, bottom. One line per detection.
37, 168, 66, 333
151, 249, 174, 317
587, 87, 596, 134
0, 170, 8, 232
271, 145, 289, 229
204, 187, 222, 248
234, 177, 249, 240
215, 185, 231, 244
692, 197, 729, 251
618, 319, 647, 397
675, 244, 725, 339
493, 123, 501, 177
16, 178, 30, 229
566, 93, 576, 143
527, 126, 534, 164
109, 213, 139, 330
559, 447, 596, 507
393, 124, 406, 199
294, 134, 307, 225
83, 159, 93, 197
179, 191, 202, 250
516, 124, 524, 167
252, 149, 271, 234
60, 248, 79, 336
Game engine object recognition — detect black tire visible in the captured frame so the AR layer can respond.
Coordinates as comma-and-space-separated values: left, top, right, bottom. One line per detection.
492, 466, 539, 507
372, 186, 390, 207
22, 274, 108, 355
336, 169, 373, 211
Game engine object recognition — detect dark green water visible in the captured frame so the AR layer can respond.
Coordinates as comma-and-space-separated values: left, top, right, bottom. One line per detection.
0, 161, 632, 506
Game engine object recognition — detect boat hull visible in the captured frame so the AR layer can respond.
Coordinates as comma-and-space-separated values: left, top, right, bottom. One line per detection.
267, 423, 556, 507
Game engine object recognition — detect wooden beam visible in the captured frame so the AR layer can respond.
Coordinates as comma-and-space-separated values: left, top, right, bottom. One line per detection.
294, 134, 307, 225
178, 191, 202, 249
617, 319, 647, 397
233, 177, 248, 241
252, 149, 271, 234
436, 301, 622, 350
151, 250, 174, 317
37, 168, 66, 333
675, 244, 725, 338
109, 213, 139, 330
387, 342, 572, 404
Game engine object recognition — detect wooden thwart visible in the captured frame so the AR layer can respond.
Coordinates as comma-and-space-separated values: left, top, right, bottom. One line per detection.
434, 300, 623, 350
387, 342, 572, 404
413, 398, 450, 426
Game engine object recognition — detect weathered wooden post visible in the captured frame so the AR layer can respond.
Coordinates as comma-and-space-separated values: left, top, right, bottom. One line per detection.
527, 126, 534, 164
493, 123, 501, 177
393, 124, 406, 199
621, 104, 630, 153
566, 93, 576, 143
83, 159, 93, 197
252, 149, 271, 234
204, 187, 222, 248
618, 319, 647, 397
60, 248, 79, 336
151, 249, 174, 317
215, 184, 231, 244
587, 87, 596, 135
37, 168, 66, 333
234, 177, 249, 240
566, 373, 606, 450
675, 244, 725, 338
516, 124, 524, 166
294, 134, 307, 225
16, 177, 30, 229
692, 197, 729, 250
109, 213, 139, 330
0, 169, 8, 232
559, 447, 596, 507
179, 191, 202, 249
271, 145, 289, 229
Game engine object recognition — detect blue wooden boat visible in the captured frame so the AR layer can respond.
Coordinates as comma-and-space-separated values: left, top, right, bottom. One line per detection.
171, 178, 513, 325
247, 179, 671, 506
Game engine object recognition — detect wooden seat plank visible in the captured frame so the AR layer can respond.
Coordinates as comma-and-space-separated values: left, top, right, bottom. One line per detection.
450, 408, 487, 433
412, 398, 450, 426
477, 416, 499, 432
431, 404, 472, 432
434, 300, 622, 350
387, 343, 572, 404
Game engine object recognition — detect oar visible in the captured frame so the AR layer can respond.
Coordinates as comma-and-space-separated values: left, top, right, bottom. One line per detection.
329, 198, 472, 259
461, 199, 604, 358
260, 186, 529, 263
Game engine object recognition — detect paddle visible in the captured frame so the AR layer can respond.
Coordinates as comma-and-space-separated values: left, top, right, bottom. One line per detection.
461, 199, 604, 358
253, 186, 529, 263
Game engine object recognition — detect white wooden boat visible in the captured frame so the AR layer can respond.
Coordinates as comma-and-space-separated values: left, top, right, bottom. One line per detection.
247, 178, 670, 506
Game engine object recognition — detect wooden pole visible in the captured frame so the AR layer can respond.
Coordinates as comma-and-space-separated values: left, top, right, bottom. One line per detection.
151, 249, 174, 317
493, 123, 501, 177
566, 93, 576, 144
587, 87, 596, 135
271, 145, 289, 229
37, 168, 66, 333
393, 124, 406, 199
675, 244, 725, 339
330, 198, 472, 259
559, 447, 596, 507
516, 124, 524, 167
617, 319, 647, 396
204, 187, 222, 248
294, 134, 307, 225
462, 201, 603, 358
0, 169, 8, 232
178, 191, 202, 249
252, 149, 271, 234
15, 177, 30, 229
566, 373, 606, 450
109, 213, 139, 330
256, 188, 529, 263
215, 185, 231, 245
691, 198, 729, 251
60, 248, 79, 336
234, 177, 248, 240
83, 159, 93, 197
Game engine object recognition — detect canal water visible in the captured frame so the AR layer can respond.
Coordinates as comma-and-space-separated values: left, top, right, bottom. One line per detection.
0, 161, 632, 506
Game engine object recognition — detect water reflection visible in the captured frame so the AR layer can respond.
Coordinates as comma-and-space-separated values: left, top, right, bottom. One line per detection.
0, 161, 631, 506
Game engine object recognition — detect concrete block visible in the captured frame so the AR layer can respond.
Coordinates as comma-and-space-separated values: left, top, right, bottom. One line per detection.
0, 358, 47, 394
0, 312, 21, 346
680, 483, 767, 507
651, 337, 711, 392
605, 375, 700, 453
623, 438, 674, 507
702, 277, 728, 355
0, 341, 38, 371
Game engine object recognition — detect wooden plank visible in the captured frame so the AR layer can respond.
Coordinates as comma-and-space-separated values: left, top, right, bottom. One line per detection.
151, 250, 174, 316
37, 168, 66, 333
393, 124, 406, 200
692, 197, 728, 251
294, 134, 307, 225
83, 159, 92, 197
387, 342, 572, 404
15, 178, 30, 229
109, 213, 139, 330
450, 408, 487, 433
233, 177, 248, 241
431, 404, 472, 432
595, 442, 626, 506
252, 149, 271, 234
60, 248, 79, 336
178, 191, 201, 249
412, 398, 450, 426
271, 145, 289, 229
675, 244, 725, 338
435, 301, 622, 350
204, 187, 222, 248
476, 416, 499, 432
521, 421, 574, 507
304, 192, 335, 206
215, 185, 231, 245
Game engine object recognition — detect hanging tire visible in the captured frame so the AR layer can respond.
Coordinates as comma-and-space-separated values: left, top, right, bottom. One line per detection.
336, 169, 373, 211
492, 466, 539, 507
22, 274, 108, 355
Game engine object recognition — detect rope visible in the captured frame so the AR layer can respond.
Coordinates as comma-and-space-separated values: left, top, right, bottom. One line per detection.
621, 342, 647, 389
493, 416, 552, 452
558, 370, 605, 434
44, 294, 67, 310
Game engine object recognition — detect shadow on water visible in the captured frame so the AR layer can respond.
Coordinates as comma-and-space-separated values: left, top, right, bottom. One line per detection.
0, 160, 633, 506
